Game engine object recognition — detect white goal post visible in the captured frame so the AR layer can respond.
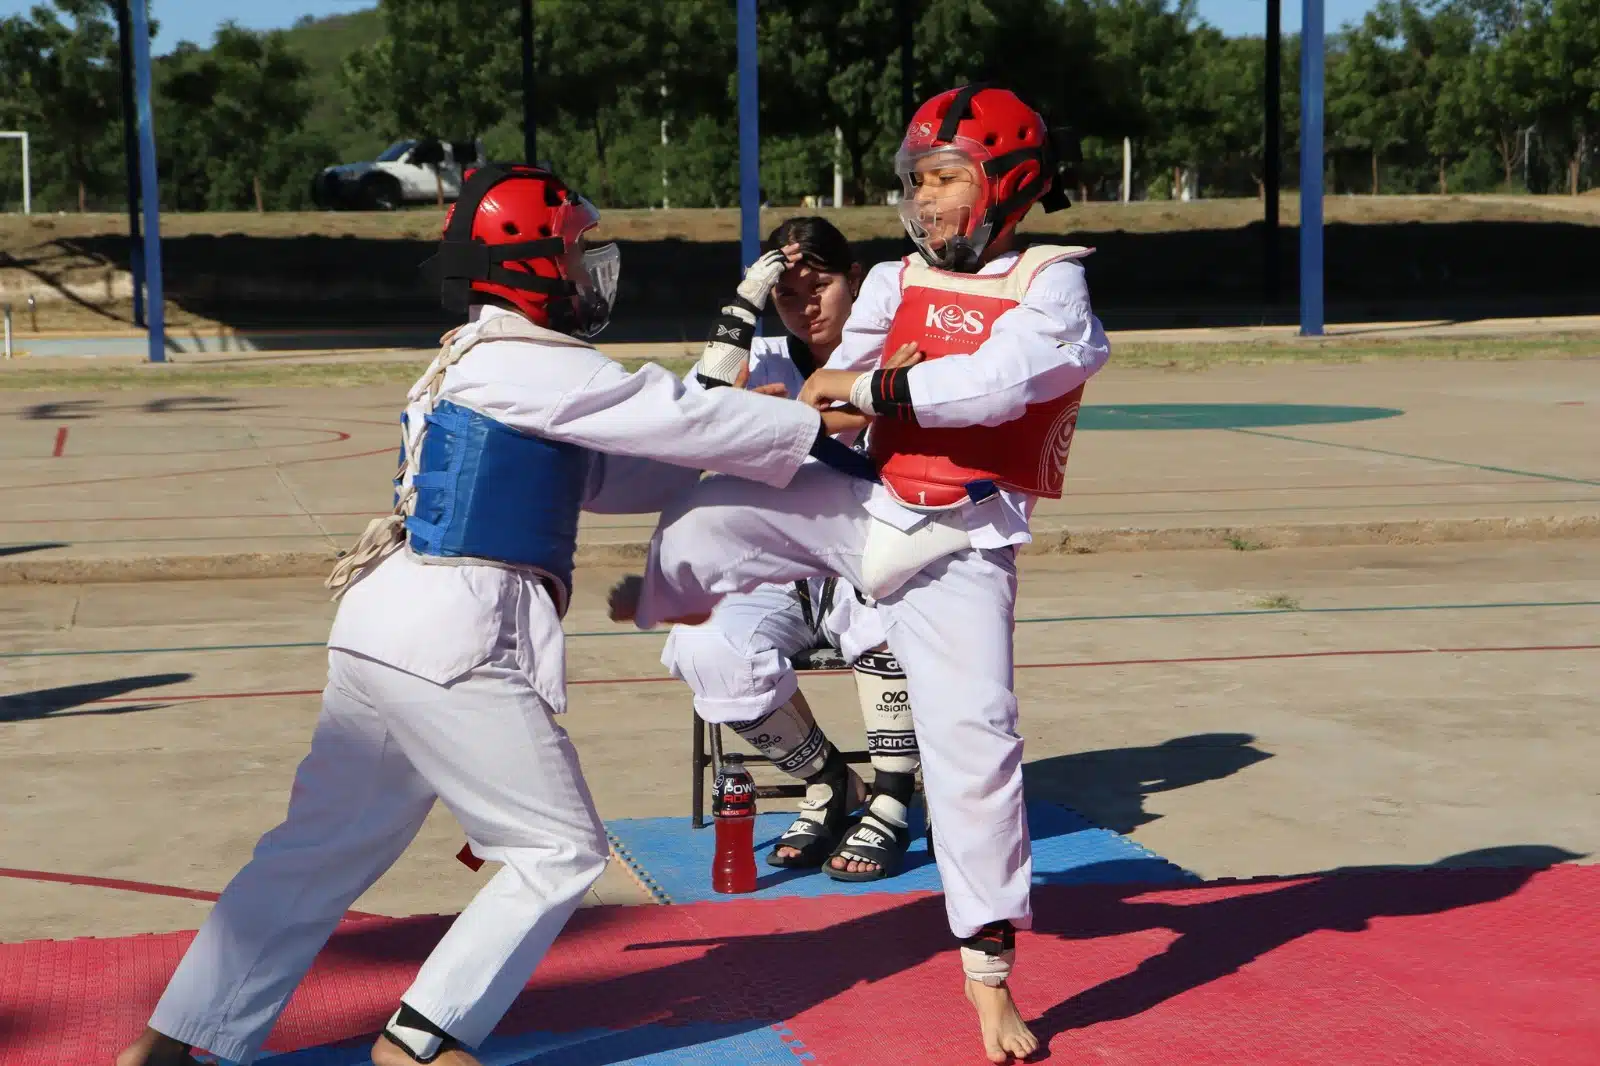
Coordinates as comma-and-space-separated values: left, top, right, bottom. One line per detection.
0, 132, 31, 215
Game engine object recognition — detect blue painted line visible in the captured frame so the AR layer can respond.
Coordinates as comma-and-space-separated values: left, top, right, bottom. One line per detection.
604, 802, 1193, 907
6, 599, 1594, 661
255, 1021, 799, 1065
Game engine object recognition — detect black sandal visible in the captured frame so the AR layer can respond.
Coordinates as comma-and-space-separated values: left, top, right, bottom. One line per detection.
825, 795, 913, 882
766, 750, 865, 868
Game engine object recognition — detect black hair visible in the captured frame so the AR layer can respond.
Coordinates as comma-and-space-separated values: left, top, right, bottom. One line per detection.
764, 215, 856, 275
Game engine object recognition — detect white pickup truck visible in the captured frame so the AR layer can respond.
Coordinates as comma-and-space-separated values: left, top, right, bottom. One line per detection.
312, 138, 486, 210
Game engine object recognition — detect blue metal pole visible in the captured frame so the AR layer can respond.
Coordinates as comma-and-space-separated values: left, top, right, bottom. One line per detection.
737, 0, 759, 273
1299, 0, 1324, 336
129, 0, 165, 362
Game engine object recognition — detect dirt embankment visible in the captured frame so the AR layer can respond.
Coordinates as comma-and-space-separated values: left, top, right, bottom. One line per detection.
3, 197, 1598, 338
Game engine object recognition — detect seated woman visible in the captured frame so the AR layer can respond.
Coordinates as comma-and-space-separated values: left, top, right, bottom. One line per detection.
663, 216, 922, 881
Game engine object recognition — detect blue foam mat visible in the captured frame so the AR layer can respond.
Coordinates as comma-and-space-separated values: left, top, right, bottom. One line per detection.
251, 1022, 801, 1065
606, 801, 1194, 905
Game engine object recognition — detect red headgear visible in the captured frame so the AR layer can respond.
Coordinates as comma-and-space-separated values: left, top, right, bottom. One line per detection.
896, 85, 1075, 272
428, 164, 620, 337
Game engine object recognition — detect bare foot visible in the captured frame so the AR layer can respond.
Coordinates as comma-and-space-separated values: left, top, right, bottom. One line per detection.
827, 853, 881, 875
964, 978, 1039, 1064
372, 1034, 482, 1065
116, 1029, 195, 1066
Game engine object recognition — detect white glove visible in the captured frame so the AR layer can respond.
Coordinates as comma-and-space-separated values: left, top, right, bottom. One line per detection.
695, 249, 793, 386
734, 248, 792, 311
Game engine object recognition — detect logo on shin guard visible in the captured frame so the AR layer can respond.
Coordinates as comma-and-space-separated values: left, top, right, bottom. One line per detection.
853, 650, 903, 677
867, 729, 918, 752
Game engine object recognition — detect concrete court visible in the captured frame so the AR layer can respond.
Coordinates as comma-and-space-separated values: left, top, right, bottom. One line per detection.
1, 358, 1598, 572
2, 541, 1596, 945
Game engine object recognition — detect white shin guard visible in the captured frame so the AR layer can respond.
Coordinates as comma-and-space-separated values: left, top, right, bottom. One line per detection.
854, 649, 918, 778
728, 699, 830, 780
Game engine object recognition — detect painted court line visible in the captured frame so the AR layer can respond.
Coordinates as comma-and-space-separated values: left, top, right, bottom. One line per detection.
7, 486, 1600, 548
0, 478, 1546, 525
54, 644, 1600, 704
0, 866, 383, 918
1228, 426, 1600, 487
5, 599, 1596, 660
1095, 402, 1599, 487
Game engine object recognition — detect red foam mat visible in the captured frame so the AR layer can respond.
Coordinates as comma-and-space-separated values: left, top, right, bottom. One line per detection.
3, 864, 1595, 1065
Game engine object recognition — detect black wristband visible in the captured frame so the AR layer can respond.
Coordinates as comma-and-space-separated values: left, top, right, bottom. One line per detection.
870, 368, 917, 422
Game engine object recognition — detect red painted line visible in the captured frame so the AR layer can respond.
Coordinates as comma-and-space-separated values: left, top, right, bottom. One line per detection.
72, 643, 1600, 705
0, 866, 382, 919
51, 427, 67, 458
87, 688, 326, 704
0, 427, 354, 463
7, 445, 396, 492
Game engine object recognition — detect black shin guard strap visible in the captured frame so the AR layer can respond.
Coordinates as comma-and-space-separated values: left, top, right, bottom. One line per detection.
961, 919, 1017, 955
873, 769, 917, 806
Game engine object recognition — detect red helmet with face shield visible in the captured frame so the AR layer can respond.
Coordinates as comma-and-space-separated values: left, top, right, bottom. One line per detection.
427, 164, 620, 338
896, 85, 1075, 272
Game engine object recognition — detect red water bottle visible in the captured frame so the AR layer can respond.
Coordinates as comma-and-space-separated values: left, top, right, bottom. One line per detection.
711, 753, 758, 894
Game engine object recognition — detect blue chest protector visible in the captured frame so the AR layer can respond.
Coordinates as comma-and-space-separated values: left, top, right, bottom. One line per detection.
404, 400, 591, 609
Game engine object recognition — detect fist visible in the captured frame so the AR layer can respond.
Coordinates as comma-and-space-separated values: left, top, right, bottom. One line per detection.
607, 576, 643, 623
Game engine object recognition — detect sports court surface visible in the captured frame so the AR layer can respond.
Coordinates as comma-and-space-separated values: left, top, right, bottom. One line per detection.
2, 357, 1596, 1063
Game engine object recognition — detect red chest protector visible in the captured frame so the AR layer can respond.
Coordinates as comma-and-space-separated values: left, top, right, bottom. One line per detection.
870, 244, 1092, 510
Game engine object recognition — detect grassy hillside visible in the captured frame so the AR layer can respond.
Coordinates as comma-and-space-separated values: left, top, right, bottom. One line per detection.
283, 7, 385, 163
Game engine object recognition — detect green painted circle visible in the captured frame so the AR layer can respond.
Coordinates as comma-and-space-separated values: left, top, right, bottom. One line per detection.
1078, 403, 1405, 432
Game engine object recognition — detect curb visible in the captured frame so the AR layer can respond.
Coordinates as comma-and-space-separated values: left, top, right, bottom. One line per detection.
2, 514, 1595, 586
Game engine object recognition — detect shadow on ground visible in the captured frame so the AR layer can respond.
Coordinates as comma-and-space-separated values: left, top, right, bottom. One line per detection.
0, 673, 193, 722
0, 543, 69, 557
1024, 732, 1273, 834
290, 844, 1579, 1065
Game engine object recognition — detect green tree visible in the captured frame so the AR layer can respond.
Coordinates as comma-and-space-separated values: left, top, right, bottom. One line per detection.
533, 0, 659, 203
0, 1, 126, 212
160, 24, 318, 211
1538, 0, 1600, 193
342, 0, 512, 203
1091, 0, 1215, 197
1328, 7, 1411, 194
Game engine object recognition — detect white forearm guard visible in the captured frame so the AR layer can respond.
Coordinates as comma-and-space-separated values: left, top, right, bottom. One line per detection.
694, 248, 791, 386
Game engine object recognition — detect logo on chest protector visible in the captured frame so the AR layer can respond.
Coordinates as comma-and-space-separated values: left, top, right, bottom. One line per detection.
1038, 398, 1082, 490
925, 303, 986, 336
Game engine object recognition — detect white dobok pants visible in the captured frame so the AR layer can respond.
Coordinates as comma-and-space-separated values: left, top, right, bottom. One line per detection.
639, 463, 1031, 939
661, 578, 885, 724
149, 630, 607, 1062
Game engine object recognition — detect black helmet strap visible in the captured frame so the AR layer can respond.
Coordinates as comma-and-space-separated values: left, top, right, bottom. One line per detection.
426, 163, 579, 313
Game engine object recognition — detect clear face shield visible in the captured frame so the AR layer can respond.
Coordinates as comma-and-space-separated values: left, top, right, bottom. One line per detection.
895, 139, 994, 272
561, 196, 621, 338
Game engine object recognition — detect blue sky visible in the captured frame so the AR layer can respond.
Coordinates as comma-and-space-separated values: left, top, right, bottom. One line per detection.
0, 0, 1382, 50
